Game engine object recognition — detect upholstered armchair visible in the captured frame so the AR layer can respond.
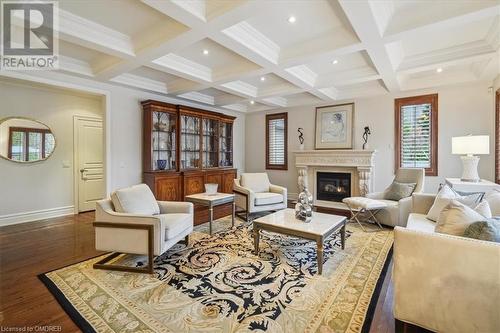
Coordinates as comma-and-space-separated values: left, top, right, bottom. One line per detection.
233, 173, 287, 222
94, 184, 193, 273
366, 168, 425, 227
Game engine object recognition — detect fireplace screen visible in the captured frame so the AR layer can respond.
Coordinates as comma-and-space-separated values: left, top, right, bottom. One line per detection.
316, 172, 351, 202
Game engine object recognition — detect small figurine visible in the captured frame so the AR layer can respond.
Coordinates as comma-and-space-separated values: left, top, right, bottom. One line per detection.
362, 126, 371, 150
298, 127, 305, 150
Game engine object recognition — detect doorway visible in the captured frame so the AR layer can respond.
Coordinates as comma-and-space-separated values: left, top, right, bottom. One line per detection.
74, 116, 105, 212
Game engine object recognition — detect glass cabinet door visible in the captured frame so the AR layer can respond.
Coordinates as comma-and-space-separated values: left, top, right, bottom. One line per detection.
180, 114, 201, 169
202, 118, 218, 168
152, 111, 176, 171
219, 122, 233, 167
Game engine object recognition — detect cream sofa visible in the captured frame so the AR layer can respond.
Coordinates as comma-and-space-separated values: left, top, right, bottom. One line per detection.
94, 184, 194, 273
233, 173, 287, 221
367, 168, 425, 227
393, 193, 500, 332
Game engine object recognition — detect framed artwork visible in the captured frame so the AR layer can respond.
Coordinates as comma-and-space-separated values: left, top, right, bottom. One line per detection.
315, 103, 354, 149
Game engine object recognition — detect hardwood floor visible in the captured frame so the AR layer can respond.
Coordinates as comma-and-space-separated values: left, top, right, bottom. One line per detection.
0, 212, 425, 332
0, 212, 101, 332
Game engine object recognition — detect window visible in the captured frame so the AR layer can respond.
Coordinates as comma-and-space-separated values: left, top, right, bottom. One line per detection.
395, 94, 438, 176
8, 127, 54, 162
266, 112, 287, 170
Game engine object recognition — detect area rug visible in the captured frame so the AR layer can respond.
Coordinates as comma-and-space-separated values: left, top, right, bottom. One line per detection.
39, 217, 393, 333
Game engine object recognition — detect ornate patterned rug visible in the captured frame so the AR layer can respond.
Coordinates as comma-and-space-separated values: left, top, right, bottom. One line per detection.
40, 217, 393, 333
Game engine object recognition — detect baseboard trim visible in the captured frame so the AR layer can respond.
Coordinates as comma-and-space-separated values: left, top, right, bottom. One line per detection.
0, 206, 75, 226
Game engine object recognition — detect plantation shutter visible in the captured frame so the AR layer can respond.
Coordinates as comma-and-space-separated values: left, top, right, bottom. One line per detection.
266, 113, 288, 170
395, 94, 438, 176
400, 103, 432, 168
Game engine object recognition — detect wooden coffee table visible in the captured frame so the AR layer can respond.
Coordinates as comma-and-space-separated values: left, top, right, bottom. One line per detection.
185, 192, 235, 235
253, 208, 347, 275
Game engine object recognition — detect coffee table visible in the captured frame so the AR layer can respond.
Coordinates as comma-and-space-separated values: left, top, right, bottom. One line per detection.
253, 208, 347, 275
185, 192, 235, 235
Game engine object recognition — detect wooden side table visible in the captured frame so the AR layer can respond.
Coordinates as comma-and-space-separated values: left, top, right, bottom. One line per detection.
185, 193, 235, 235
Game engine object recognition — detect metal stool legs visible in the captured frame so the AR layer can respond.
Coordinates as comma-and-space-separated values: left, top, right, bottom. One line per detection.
346, 205, 383, 232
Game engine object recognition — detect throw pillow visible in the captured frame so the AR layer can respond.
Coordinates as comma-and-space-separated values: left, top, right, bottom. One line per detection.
463, 218, 500, 242
111, 184, 160, 215
484, 189, 500, 217
384, 181, 417, 201
474, 200, 492, 219
426, 185, 483, 222
435, 200, 487, 236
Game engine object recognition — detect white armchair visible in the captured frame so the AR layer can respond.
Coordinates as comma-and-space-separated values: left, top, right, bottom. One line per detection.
233, 173, 287, 221
94, 184, 193, 273
366, 168, 425, 227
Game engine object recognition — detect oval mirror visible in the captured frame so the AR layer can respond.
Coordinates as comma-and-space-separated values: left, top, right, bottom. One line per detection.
0, 117, 56, 163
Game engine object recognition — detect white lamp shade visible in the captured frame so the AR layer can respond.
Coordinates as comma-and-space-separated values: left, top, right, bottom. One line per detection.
452, 135, 490, 155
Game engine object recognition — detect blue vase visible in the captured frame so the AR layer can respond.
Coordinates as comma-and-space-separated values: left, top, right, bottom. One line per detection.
157, 159, 167, 170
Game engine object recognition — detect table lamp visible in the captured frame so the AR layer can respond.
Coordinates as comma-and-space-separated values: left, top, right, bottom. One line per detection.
452, 135, 489, 182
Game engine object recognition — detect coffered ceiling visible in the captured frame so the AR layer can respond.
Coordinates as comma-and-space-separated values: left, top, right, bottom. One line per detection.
15, 0, 500, 112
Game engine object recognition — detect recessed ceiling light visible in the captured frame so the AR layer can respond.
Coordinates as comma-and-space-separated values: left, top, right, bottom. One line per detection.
250, 100, 255, 105
203, 49, 209, 55
260, 76, 266, 81
436, 67, 443, 73
332, 59, 339, 65
288, 16, 296, 23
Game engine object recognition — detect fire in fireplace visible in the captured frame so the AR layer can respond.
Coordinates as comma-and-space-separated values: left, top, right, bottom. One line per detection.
316, 172, 351, 202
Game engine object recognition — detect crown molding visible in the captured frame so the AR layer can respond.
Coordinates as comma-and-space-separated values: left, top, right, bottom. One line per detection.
178, 91, 215, 105
110, 73, 168, 94
261, 96, 287, 107
152, 54, 212, 82
285, 65, 317, 87
220, 80, 258, 98
222, 21, 280, 64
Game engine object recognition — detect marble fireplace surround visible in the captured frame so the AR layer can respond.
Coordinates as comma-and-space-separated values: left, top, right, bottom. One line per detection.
295, 150, 376, 208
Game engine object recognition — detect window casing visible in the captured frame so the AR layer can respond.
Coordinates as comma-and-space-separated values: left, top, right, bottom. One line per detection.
266, 112, 288, 170
8, 127, 55, 162
395, 94, 438, 176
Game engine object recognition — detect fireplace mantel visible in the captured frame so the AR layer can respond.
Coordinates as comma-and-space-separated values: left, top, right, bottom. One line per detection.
295, 150, 376, 168
294, 150, 377, 207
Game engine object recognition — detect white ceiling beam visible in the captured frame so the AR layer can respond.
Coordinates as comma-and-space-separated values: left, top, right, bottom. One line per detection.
339, 0, 400, 92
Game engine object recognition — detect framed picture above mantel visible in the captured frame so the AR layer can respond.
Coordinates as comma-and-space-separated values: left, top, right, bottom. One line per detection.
315, 103, 354, 149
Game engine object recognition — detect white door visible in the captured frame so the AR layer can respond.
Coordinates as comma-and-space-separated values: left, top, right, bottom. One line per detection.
76, 117, 104, 212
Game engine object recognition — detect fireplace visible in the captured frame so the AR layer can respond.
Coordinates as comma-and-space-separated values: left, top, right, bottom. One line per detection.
316, 172, 351, 202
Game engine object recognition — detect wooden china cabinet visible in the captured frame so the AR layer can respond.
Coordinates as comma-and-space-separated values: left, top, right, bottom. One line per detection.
141, 100, 236, 225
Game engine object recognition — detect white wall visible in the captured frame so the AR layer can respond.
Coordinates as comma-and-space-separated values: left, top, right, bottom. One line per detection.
0, 72, 246, 222
0, 80, 102, 216
245, 81, 496, 197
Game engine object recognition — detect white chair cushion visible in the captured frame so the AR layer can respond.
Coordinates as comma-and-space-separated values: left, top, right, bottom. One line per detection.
343, 197, 388, 210
254, 192, 283, 206
157, 213, 192, 239
240, 173, 271, 193
407, 213, 436, 233
111, 184, 160, 215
